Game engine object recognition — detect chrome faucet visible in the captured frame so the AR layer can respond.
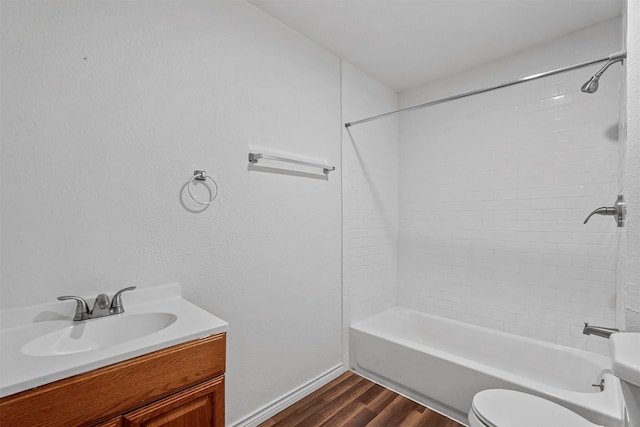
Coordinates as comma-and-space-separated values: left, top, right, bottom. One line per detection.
583, 322, 620, 339
91, 293, 111, 318
58, 286, 136, 321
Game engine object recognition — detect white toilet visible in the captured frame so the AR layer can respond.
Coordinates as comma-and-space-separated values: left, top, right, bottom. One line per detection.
468, 389, 602, 427
467, 333, 640, 427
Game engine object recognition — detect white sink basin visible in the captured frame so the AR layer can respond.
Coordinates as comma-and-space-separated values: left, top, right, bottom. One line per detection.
0, 283, 228, 398
21, 313, 178, 356
610, 332, 640, 387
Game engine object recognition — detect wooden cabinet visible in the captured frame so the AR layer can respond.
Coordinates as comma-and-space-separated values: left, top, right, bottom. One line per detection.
93, 416, 123, 427
122, 376, 224, 427
0, 333, 226, 427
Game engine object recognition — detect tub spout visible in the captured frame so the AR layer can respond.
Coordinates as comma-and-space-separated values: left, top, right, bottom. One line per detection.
583, 323, 619, 339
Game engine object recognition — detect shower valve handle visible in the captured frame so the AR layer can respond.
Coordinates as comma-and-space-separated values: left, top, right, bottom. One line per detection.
583, 207, 616, 222
583, 195, 626, 227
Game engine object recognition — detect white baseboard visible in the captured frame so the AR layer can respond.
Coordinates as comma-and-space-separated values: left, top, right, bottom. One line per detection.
229, 364, 345, 427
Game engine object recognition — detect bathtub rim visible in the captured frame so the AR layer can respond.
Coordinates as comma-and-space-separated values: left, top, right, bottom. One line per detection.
351, 306, 612, 368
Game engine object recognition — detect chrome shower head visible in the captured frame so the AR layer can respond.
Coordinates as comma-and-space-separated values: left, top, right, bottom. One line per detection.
581, 75, 600, 93
581, 52, 626, 94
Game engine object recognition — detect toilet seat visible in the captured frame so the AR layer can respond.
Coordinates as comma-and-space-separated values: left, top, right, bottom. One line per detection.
469, 389, 602, 427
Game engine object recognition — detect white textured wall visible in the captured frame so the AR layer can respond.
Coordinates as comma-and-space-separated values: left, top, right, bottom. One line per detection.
398, 19, 622, 355
0, 1, 342, 424
624, 1, 640, 331
341, 60, 398, 364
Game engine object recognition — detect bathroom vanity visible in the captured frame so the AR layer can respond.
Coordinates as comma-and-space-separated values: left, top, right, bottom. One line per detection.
0, 333, 226, 426
0, 283, 228, 427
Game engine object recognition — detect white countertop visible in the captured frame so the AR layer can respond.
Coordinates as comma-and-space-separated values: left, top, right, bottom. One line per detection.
0, 283, 228, 398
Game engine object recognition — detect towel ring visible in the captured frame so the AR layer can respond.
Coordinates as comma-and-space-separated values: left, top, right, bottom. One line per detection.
187, 170, 218, 205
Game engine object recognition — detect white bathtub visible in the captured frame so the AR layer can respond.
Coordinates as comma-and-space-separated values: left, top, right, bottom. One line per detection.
350, 307, 624, 426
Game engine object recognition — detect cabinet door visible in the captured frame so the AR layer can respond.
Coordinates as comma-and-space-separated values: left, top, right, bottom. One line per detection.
122, 376, 224, 427
93, 416, 122, 427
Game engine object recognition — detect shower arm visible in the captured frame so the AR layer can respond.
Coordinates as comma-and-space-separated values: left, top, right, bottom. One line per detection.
593, 57, 624, 78
344, 50, 627, 128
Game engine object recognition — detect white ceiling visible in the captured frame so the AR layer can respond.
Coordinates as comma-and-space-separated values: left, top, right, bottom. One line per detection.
249, 0, 622, 92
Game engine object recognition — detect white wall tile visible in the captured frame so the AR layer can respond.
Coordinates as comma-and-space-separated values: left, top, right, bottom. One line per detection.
621, 0, 640, 332
398, 19, 622, 353
341, 61, 399, 364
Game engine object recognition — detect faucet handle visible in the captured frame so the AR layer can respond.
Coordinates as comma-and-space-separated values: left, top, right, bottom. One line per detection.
583, 207, 615, 224
109, 286, 136, 314
57, 296, 90, 321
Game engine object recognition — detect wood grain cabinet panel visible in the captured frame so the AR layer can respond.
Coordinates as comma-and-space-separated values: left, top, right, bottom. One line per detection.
123, 376, 224, 427
93, 416, 123, 427
0, 333, 225, 427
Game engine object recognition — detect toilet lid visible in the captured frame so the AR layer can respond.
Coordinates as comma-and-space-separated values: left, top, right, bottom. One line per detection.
472, 389, 602, 427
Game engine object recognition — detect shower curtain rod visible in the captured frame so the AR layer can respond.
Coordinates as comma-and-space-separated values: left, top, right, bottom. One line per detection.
344, 51, 626, 128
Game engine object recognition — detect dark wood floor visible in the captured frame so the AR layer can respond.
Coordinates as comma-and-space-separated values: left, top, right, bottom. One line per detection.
259, 371, 464, 427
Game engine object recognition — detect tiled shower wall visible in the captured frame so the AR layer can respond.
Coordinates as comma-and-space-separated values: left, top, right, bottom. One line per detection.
617, 6, 628, 332
398, 19, 622, 355
341, 60, 398, 363
623, 2, 640, 331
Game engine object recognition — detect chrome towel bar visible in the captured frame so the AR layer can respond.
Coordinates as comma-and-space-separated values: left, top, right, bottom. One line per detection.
248, 152, 335, 175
